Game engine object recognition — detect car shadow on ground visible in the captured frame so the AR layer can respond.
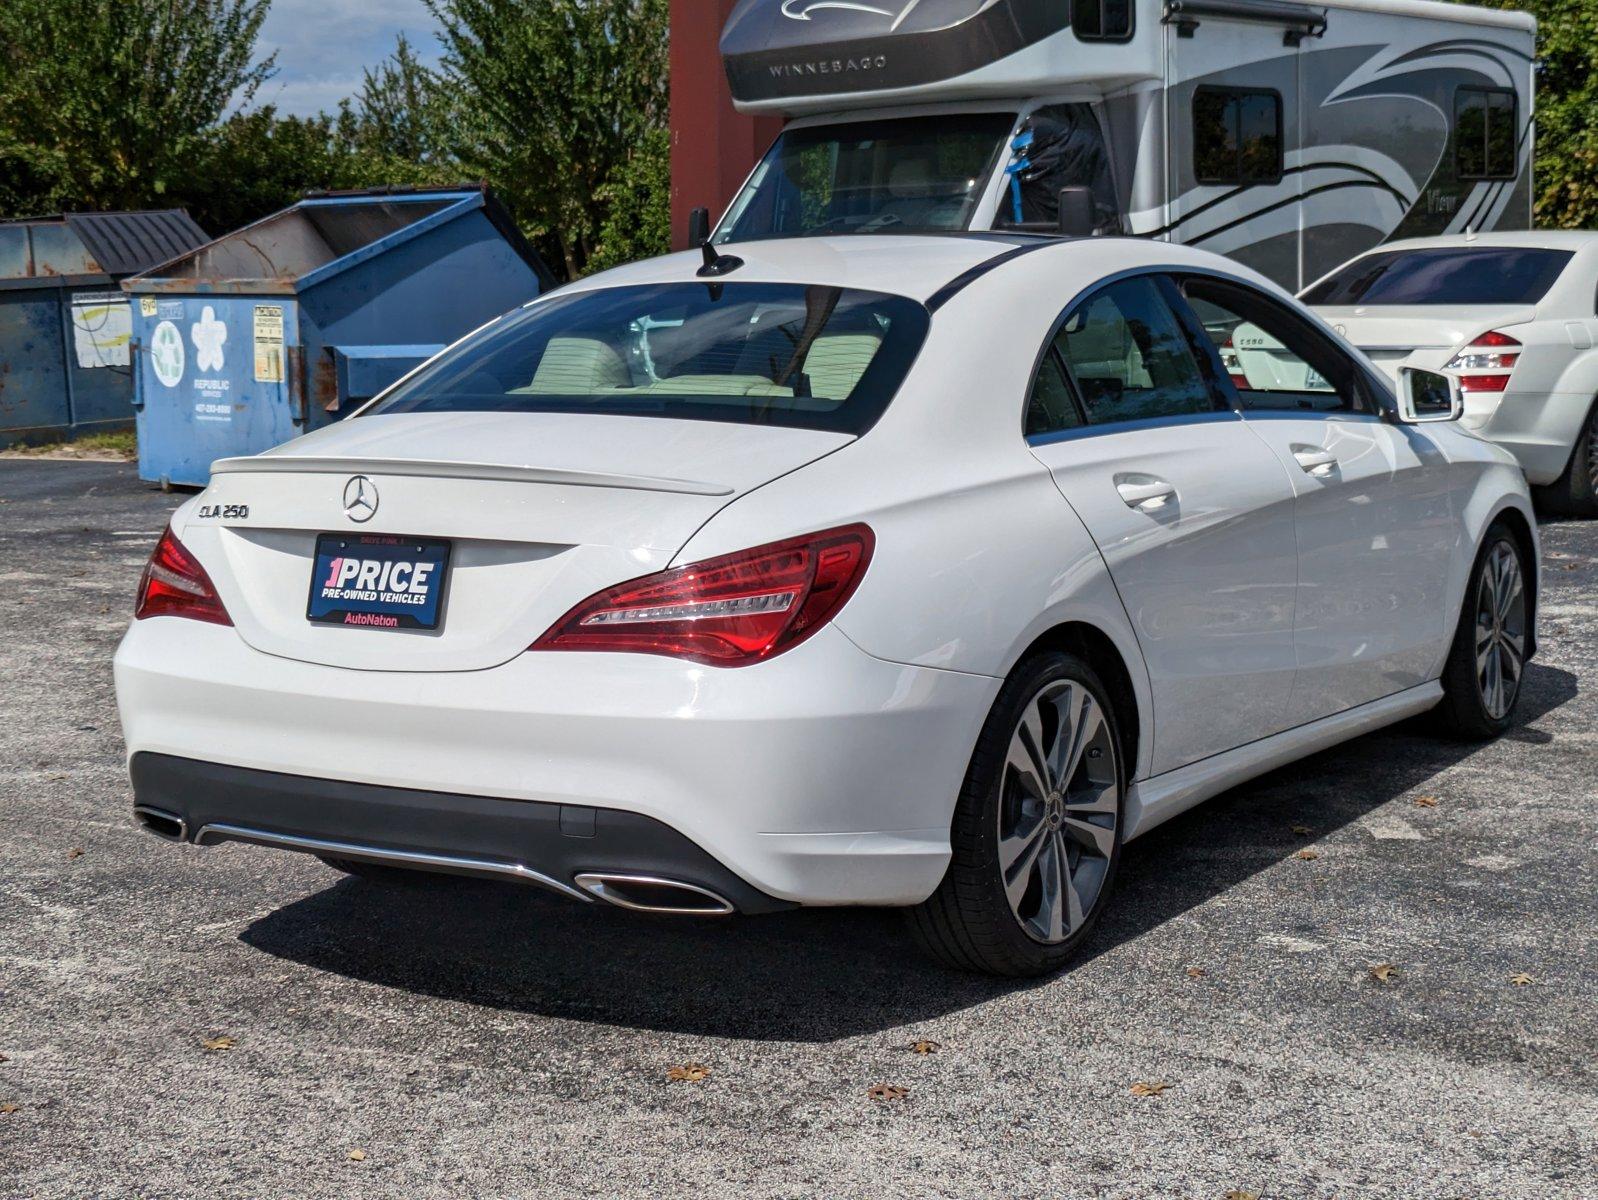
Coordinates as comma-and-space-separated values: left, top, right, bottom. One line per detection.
239, 663, 1578, 1042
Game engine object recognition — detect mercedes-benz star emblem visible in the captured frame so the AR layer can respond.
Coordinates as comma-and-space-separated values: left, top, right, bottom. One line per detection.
1334, 323, 1348, 337
342, 475, 378, 523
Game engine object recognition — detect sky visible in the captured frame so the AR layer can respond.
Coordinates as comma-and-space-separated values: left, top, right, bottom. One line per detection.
253, 0, 446, 117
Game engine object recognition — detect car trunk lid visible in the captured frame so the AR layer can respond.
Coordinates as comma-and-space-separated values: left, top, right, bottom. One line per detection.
1313, 304, 1537, 381
181, 411, 851, 672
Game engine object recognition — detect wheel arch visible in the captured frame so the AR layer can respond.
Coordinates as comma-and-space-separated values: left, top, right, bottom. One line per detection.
1489, 502, 1540, 661
1011, 621, 1144, 785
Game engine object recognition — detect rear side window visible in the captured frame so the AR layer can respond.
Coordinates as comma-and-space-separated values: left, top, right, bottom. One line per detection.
1456, 87, 1518, 181
1302, 247, 1573, 306
1074, 0, 1132, 41
1046, 276, 1220, 427
1193, 88, 1282, 186
368, 283, 930, 436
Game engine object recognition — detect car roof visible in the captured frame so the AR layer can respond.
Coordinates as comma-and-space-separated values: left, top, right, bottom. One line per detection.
1359, 231, 1598, 255
560, 233, 1284, 308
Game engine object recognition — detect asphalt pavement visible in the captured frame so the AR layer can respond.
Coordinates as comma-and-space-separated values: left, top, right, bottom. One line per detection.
0, 458, 1594, 1199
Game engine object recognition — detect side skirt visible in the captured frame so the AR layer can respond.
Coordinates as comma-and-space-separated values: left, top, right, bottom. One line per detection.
1124, 681, 1444, 840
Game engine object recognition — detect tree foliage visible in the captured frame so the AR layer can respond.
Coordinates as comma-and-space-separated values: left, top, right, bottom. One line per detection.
428, 0, 669, 278
0, 0, 275, 215
335, 34, 464, 189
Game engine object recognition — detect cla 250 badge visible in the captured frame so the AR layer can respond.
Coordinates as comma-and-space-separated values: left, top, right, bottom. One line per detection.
196, 503, 249, 520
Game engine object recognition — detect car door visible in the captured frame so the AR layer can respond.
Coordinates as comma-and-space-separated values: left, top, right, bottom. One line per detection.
1175, 274, 1456, 726
1025, 273, 1300, 777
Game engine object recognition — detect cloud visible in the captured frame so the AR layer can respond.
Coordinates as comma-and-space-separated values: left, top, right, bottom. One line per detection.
252, 0, 445, 116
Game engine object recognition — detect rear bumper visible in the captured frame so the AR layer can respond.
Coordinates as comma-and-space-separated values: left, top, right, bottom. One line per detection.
129, 752, 791, 914
114, 618, 996, 906
1469, 390, 1595, 485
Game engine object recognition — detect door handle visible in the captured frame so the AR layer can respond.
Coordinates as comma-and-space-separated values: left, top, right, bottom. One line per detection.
1115, 476, 1177, 511
1291, 446, 1339, 477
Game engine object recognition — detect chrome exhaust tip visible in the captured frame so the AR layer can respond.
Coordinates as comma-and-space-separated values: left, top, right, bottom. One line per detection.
133, 806, 188, 843
573, 872, 736, 916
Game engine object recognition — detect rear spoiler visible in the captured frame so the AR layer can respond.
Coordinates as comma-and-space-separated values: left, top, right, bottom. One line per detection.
209, 455, 734, 497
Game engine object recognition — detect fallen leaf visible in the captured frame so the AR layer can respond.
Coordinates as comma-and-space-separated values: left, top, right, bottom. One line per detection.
909, 1040, 941, 1056
867, 1083, 909, 1102
347, 1149, 366, 1162
0, 1103, 18, 1115
1509, 972, 1534, 986
0, 1053, 8, 1064
201, 1036, 236, 1053
1185, 966, 1206, 979
1412, 795, 1439, 808
1129, 1081, 1170, 1097
66, 847, 84, 860
1369, 963, 1396, 984
1291, 825, 1312, 836
1294, 848, 1319, 861
666, 1063, 710, 1083
1225, 1191, 1261, 1200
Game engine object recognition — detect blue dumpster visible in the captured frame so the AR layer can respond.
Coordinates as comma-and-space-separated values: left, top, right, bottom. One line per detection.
124, 186, 556, 487
0, 210, 208, 448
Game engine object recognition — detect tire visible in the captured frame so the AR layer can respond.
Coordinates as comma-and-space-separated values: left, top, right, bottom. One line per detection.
1433, 520, 1531, 740
909, 651, 1126, 977
1531, 399, 1598, 519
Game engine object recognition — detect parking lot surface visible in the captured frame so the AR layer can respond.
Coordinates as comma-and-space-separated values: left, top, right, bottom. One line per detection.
1, 458, 1594, 1199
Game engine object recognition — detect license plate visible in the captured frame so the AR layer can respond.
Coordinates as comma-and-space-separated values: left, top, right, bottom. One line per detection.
307, 533, 451, 631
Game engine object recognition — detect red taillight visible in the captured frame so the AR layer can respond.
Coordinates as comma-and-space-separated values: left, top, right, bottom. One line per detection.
134, 526, 232, 626
532, 524, 874, 666
1446, 330, 1521, 383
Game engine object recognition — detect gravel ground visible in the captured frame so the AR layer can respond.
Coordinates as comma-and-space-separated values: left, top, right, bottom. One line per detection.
0, 458, 1594, 1200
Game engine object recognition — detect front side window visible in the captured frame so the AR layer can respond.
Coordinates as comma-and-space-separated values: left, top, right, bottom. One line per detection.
368, 283, 930, 436
1046, 276, 1220, 427
716, 114, 1014, 243
1302, 247, 1573, 306
1455, 87, 1517, 181
1074, 0, 1133, 41
1182, 278, 1366, 414
1193, 88, 1282, 186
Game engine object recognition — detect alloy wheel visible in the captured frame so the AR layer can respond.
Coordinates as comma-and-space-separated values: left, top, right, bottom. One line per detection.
1475, 541, 1526, 721
997, 680, 1119, 944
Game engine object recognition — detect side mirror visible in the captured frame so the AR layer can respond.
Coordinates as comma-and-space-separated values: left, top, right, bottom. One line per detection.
1396, 366, 1463, 423
687, 206, 711, 249
1056, 187, 1096, 237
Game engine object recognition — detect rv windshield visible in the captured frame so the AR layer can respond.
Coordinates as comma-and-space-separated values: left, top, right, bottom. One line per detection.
715, 114, 1015, 242
1303, 247, 1574, 306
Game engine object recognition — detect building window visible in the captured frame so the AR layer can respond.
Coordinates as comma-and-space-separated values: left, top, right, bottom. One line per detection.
1455, 87, 1517, 181
1073, 0, 1133, 41
1193, 87, 1282, 186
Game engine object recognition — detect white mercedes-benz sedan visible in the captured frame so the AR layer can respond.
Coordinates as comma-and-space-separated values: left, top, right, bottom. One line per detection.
115, 234, 1540, 976
1303, 232, 1598, 517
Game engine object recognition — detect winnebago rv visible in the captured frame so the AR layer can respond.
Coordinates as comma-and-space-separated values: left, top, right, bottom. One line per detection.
713, 0, 1536, 290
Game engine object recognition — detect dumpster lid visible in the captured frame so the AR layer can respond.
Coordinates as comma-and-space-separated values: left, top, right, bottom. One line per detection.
0, 208, 209, 287
125, 184, 556, 294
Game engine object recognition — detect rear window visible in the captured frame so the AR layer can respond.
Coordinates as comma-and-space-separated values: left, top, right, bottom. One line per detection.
367, 283, 930, 435
1302, 247, 1573, 306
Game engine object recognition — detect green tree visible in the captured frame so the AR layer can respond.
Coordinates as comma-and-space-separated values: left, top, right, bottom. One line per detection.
185, 109, 346, 235
0, 0, 276, 215
587, 126, 671, 273
1480, 0, 1598, 227
428, 0, 669, 279
336, 33, 463, 188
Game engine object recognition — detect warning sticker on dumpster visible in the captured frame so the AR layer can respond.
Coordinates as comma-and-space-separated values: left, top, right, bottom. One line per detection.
69, 292, 132, 369
138, 296, 157, 318
253, 305, 285, 383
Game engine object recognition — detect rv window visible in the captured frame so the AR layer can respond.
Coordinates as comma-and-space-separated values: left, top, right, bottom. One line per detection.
1193, 88, 1282, 187
1302, 247, 1574, 306
1455, 87, 1517, 181
1074, 0, 1132, 41
1179, 278, 1367, 414
715, 114, 1015, 243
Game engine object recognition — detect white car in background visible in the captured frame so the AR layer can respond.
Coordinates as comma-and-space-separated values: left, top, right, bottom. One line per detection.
1303, 232, 1598, 516
115, 235, 1539, 977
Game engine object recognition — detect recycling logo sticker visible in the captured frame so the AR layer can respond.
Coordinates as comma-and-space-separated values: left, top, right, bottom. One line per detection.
191, 305, 228, 372
150, 320, 185, 388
